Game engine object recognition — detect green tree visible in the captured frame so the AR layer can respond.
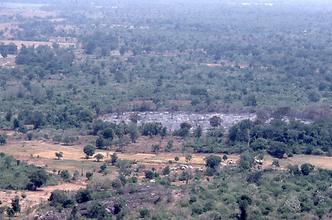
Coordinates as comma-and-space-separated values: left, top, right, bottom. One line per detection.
11, 196, 21, 213
239, 152, 255, 170
83, 145, 96, 159
237, 195, 252, 220
0, 135, 6, 145
193, 126, 203, 138
75, 189, 92, 203
55, 152, 63, 160
162, 166, 171, 175
128, 124, 139, 143
165, 140, 174, 152
151, 144, 160, 154
209, 116, 222, 127
145, 170, 155, 179
300, 163, 314, 176
96, 136, 106, 149
102, 128, 114, 140
60, 170, 71, 182
94, 153, 104, 162
13, 118, 20, 129
27, 169, 48, 191
205, 155, 221, 169
111, 153, 118, 165
267, 141, 286, 159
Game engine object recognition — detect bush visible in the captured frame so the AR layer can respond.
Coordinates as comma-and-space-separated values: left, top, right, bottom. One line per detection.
49, 190, 74, 208
300, 163, 315, 176
0, 135, 6, 145
59, 170, 71, 182
144, 170, 155, 179
139, 208, 150, 218
86, 202, 109, 218
267, 141, 287, 159
83, 145, 95, 159
75, 189, 92, 203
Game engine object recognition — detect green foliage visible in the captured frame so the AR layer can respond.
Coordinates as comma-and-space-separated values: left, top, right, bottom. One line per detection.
59, 170, 71, 182
173, 122, 192, 138
0, 154, 49, 190
75, 189, 92, 203
239, 153, 255, 170
0, 135, 6, 145
16, 45, 74, 75
111, 153, 118, 166
86, 202, 110, 219
139, 208, 150, 218
27, 169, 48, 191
144, 170, 155, 180
141, 123, 163, 136
83, 145, 96, 159
300, 163, 315, 176
11, 196, 21, 213
94, 153, 104, 162
209, 116, 222, 127
205, 155, 221, 176
49, 190, 75, 208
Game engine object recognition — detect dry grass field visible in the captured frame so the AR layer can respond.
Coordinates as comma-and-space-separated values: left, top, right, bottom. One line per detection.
264, 155, 332, 170
0, 182, 86, 215
1, 138, 331, 172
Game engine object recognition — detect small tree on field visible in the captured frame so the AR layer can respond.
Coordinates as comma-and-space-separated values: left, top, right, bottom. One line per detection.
151, 144, 160, 154
111, 153, 118, 165
209, 116, 222, 127
0, 135, 6, 145
205, 155, 221, 170
185, 154, 192, 164
222, 154, 228, 161
55, 152, 63, 160
193, 126, 202, 138
27, 169, 48, 191
11, 196, 21, 213
300, 163, 314, 176
128, 124, 139, 143
83, 145, 96, 159
94, 153, 104, 162
165, 140, 174, 152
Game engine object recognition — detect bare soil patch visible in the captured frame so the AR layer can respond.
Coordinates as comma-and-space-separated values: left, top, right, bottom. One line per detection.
0, 182, 86, 215
264, 155, 332, 170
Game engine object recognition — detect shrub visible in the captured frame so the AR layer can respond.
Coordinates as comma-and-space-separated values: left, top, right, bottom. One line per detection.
300, 163, 315, 176
139, 208, 150, 218
75, 189, 92, 203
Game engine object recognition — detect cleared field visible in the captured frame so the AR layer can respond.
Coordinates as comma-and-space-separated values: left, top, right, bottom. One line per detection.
0, 182, 86, 215
0, 139, 237, 172
1, 138, 331, 172
265, 155, 332, 170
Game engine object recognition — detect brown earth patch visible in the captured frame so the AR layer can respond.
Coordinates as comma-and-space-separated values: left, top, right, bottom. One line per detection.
0, 181, 86, 215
